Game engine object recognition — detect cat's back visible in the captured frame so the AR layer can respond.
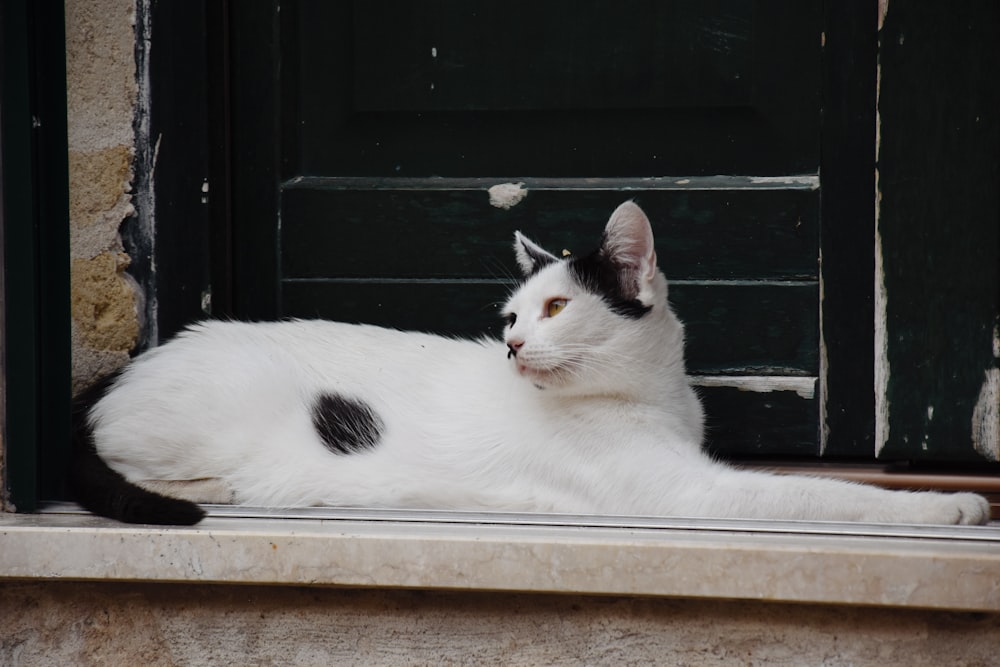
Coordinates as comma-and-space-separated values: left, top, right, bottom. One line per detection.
119, 318, 501, 394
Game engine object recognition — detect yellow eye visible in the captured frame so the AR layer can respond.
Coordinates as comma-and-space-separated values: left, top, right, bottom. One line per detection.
546, 298, 569, 318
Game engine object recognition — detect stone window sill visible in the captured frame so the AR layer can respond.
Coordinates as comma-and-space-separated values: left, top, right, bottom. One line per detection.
2, 506, 999, 612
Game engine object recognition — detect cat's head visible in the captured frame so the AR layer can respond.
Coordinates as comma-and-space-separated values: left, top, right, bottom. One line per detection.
502, 201, 683, 395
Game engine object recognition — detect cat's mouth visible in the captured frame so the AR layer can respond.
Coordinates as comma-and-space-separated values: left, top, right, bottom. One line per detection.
515, 359, 574, 387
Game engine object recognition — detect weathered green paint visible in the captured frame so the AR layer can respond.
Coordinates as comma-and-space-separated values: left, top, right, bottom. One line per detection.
280, 182, 819, 282
876, 2, 1000, 462
1, 0, 72, 507
817, 0, 878, 458
700, 385, 819, 458
220, 0, 829, 458
353, 2, 753, 112
281, 280, 818, 377
284, 0, 821, 177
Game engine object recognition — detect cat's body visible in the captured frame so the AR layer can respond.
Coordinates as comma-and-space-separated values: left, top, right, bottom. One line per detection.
72, 202, 990, 526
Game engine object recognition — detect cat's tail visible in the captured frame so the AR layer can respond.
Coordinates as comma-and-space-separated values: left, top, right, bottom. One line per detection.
70, 373, 206, 526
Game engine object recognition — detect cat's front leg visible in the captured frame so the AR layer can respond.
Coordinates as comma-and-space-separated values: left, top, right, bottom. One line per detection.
872, 490, 990, 525
699, 467, 991, 525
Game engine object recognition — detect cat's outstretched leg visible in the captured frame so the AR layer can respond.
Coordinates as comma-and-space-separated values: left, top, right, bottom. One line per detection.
692, 465, 990, 525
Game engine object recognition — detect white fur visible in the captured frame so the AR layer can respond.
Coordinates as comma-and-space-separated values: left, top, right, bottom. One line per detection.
89, 202, 990, 524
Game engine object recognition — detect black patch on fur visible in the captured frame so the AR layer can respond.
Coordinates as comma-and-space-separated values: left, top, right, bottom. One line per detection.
568, 241, 653, 319
69, 370, 207, 526
312, 393, 384, 455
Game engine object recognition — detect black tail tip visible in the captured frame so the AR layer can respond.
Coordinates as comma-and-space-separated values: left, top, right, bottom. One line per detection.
100, 489, 207, 526
118, 498, 207, 526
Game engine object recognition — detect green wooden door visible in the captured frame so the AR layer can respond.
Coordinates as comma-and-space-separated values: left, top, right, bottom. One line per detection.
218, 1, 998, 465
228, 0, 825, 458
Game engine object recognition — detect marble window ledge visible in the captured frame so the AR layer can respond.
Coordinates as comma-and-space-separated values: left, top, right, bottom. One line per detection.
2, 505, 999, 613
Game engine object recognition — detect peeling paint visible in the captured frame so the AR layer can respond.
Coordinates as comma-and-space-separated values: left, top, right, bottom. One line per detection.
488, 182, 528, 209
690, 376, 815, 400
972, 368, 999, 461
874, 6, 890, 457
972, 324, 1000, 461
819, 246, 829, 453
747, 175, 820, 189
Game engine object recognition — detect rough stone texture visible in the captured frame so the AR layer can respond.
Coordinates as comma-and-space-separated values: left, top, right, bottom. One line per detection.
0, 583, 998, 666
65, 0, 142, 393
71, 252, 141, 351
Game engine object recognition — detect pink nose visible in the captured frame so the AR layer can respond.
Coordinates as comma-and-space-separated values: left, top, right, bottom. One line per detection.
506, 340, 524, 359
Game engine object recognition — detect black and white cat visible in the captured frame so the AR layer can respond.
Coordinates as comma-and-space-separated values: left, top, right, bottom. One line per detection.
71, 201, 990, 526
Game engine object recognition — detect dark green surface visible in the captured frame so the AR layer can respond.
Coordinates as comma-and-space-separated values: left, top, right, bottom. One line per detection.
220, 0, 828, 458
701, 385, 819, 458
281, 280, 818, 376
817, 0, 877, 458
284, 0, 821, 177
877, 2, 999, 462
1, 1, 71, 508
353, 1, 752, 111
280, 182, 819, 281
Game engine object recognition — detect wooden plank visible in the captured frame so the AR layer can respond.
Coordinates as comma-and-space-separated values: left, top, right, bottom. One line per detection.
353, 1, 752, 111
279, 280, 818, 375
228, 1, 282, 321
818, 1, 877, 457
280, 184, 819, 282
1, 0, 72, 507
700, 385, 818, 458
876, 2, 1000, 463
285, 0, 821, 176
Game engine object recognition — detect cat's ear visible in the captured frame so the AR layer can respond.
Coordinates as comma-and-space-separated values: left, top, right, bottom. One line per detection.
513, 231, 558, 276
601, 201, 659, 299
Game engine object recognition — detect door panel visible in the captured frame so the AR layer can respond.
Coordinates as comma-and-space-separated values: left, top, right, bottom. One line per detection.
233, 0, 827, 458
283, 1, 821, 177
281, 181, 819, 281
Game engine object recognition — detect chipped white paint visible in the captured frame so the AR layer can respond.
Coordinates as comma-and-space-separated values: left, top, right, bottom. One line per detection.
488, 182, 528, 209
874, 9, 890, 457
972, 324, 1000, 461
747, 175, 820, 190
690, 376, 815, 400
972, 369, 999, 461
819, 246, 829, 453
874, 194, 890, 457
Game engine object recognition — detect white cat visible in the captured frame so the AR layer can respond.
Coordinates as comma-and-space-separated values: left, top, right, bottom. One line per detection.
72, 201, 990, 526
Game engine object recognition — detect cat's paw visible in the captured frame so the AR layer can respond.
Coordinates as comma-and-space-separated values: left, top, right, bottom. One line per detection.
917, 492, 991, 525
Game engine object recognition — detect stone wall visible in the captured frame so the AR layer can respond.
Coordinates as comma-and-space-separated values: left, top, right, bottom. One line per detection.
66, 0, 142, 393
1, 583, 999, 665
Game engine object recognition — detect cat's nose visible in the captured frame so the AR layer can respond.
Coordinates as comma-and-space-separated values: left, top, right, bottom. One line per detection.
506, 340, 524, 359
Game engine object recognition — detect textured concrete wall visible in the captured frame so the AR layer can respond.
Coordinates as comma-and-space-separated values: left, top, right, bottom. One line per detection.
1, 583, 999, 665
66, 0, 142, 393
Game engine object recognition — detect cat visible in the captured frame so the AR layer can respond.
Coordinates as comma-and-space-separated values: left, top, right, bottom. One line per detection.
71, 201, 990, 526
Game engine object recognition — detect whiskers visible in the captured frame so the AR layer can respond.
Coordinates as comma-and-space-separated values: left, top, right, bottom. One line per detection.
524, 343, 633, 386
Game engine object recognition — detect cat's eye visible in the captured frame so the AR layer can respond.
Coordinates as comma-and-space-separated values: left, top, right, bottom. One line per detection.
546, 298, 569, 318
505, 312, 517, 327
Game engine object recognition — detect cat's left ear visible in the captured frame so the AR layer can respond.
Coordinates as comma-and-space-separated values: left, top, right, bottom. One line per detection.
602, 201, 659, 299
513, 231, 559, 276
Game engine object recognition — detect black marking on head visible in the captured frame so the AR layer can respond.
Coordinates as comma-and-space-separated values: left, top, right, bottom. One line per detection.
568, 238, 653, 320
312, 393, 384, 455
